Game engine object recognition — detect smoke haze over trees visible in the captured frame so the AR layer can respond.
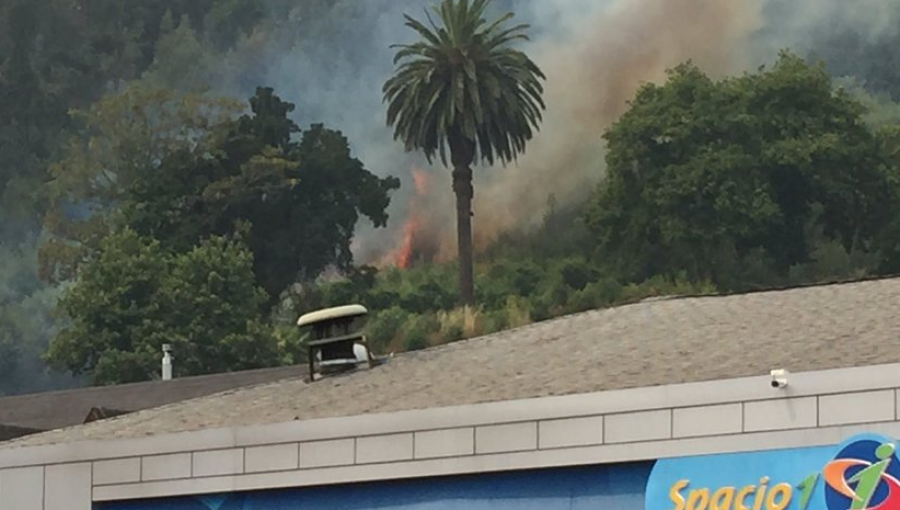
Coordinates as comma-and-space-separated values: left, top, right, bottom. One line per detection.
2, 0, 900, 391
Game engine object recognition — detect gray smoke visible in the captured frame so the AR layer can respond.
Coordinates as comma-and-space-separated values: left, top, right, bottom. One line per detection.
211, 0, 900, 265
750, 0, 900, 99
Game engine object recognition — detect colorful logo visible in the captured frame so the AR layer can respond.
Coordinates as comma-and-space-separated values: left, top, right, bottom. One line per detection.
646, 433, 900, 510
821, 437, 900, 510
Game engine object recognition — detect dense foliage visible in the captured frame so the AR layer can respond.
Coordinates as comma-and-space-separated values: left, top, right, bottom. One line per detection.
45, 230, 278, 385
120, 87, 400, 301
37, 85, 398, 383
0, 0, 402, 392
39, 87, 243, 284
297, 230, 718, 355
303, 53, 900, 353
1, 1, 900, 390
586, 53, 900, 291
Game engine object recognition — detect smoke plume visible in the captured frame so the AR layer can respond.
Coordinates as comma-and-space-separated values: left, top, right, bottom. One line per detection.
225, 0, 900, 268
470, 0, 761, 255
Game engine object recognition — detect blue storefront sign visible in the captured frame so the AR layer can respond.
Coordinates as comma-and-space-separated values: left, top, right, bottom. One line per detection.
645, 433, 900, 510
101, 433, 900, 510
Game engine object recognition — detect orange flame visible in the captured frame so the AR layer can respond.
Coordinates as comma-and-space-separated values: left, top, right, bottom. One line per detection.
394, 166, 430, 269
395, 214, 419, 269
361, 164, 450, 269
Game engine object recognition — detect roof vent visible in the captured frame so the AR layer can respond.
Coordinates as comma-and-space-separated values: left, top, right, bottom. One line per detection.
297, 304, 380, 381
161, 344, 173, 381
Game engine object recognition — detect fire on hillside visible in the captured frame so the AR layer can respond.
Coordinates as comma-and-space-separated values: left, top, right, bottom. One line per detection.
362, 164, 515, 271
372, 165, 447, 269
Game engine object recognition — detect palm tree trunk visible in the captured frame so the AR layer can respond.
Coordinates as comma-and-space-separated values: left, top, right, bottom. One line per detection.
453, 165, 475, 306
449, 130, 476, 306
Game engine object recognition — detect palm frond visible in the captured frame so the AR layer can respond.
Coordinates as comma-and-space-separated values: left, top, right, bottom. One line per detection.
384, 0, 546, 167
480, 11, 514, 38
402, 14, 442, 48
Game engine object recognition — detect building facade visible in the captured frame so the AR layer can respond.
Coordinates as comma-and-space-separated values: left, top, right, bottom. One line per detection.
1, 279, 899, 509
1, 362, 900, 509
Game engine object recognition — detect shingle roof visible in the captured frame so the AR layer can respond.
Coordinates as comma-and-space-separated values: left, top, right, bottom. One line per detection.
0, 365, 307, 439
3, 277, 900, 450
0, 425, 43, 443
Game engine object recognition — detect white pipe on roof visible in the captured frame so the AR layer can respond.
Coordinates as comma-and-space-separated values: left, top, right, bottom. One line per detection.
162, 344, 173, 381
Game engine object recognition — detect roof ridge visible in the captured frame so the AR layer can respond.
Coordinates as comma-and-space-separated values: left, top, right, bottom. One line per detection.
4, 275, 900, 449
0, 364, 306, 401
643, 273, 900, 303
387, 275, 900, 360
476, 275, 900, 325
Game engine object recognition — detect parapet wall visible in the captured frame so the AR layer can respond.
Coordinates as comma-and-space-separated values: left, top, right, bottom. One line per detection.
2, 362, 900, 509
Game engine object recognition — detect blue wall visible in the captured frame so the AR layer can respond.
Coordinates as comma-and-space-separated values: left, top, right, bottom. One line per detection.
101, 432, 900, 510
100, 462, 653, 510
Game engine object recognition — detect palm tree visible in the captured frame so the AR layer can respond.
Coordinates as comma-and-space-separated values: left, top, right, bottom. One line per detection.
383, 0, 546, 306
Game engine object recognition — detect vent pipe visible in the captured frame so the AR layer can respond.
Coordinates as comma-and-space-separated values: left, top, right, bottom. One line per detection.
162, 344, 173, 381
297, 304, 380, 381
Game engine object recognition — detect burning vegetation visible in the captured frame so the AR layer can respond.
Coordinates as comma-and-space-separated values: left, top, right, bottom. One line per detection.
379, 165, 447, 270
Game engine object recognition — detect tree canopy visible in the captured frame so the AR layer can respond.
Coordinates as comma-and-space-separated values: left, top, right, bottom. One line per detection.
39, 86, 242, 284
38, 85, 401, 384
383, 0, 546, 167
42, 86, 400, 303
44, 229, 277, 385
586, 52, 900, 290
123, 87, 401, 301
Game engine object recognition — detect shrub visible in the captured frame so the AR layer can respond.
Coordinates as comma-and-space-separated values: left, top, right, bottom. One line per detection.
365, 306, 409, 351
363, 289, 402, 311
620, 274, 717, 303
788, 238, 879, 285
437, 307, 477, 340
400, 314, 440, 351
480, 309, 509, 335
558, 257, 599, 291
566, 277, 622, 314
303, 250, 730, 358
403, 333, 429, 352
476, 259, 542, 309
441, 323, 465, 343
503, 296, 532, 329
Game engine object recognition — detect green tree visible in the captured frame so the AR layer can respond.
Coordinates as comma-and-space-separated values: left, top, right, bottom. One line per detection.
835, 76, 900, 129
0, 0, 380, 394
44, 229, 278, 385
44, 229, 169, 385
383, 0, 546, 305
163, 236, 278, 374
141, 11, 211, 92
0, 0, 69, 236
203, 0, 266, 50
586, 52, 896, 289
124, 87, 400, 302
873, 124, 900, 272
39, 86, 243, 283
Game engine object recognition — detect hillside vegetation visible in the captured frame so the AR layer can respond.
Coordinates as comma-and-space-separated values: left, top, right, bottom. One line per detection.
1, 0, 899, 390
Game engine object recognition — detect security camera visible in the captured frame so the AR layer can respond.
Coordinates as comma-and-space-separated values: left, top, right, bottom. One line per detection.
770, 369, 789, 389
162, 343, 173, 354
